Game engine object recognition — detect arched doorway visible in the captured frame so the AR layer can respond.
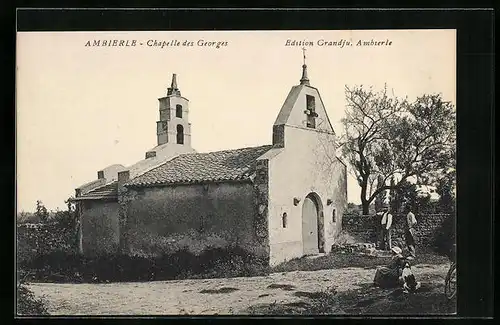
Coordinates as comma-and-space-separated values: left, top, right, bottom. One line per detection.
302, 193, 325, 255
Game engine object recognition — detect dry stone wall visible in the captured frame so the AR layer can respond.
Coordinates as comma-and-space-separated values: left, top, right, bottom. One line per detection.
342, 213, 454, 249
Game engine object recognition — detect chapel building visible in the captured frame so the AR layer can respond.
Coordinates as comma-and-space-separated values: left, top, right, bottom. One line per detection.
73, 61, 347, 266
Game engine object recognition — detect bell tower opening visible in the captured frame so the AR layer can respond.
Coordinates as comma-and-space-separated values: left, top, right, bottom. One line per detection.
176, 124, 184, 144
273, 48, 335, 143
305, 95, 318, 128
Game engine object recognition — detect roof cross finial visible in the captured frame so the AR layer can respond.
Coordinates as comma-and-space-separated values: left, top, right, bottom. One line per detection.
167, 73, 181, 96
300, 48, 310, 86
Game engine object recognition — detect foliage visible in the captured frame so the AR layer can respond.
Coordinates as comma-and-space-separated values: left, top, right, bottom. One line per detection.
339, 85, 456, 214
35, 200, 49, 223
389, 176, 401, 213
17, 269, 49, 315
374, 175, 387, 212
435, 169, 456, 214
17, 211, 39, 224
433, 214, 456, 258
17, 222, 78, 265
17, 283, 50, 315
345, 203, 361, 215
17, 197, 79, 264
19, 246, 270, 284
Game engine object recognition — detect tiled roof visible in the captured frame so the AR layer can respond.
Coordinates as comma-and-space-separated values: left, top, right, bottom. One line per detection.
125, 145, 273, 187
74, 181, 118, 200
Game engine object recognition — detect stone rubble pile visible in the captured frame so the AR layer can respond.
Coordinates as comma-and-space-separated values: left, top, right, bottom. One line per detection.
330, 243, 392, 257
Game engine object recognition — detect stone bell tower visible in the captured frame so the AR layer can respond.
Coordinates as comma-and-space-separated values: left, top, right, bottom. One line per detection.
272, 49, 336, 147
156, 73, 192, 147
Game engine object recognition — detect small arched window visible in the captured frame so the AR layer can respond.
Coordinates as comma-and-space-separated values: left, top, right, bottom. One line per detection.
282, 212, 288, 228
176, 104, 183, 118
176, 124, 184, 144
332, 209, 337, 223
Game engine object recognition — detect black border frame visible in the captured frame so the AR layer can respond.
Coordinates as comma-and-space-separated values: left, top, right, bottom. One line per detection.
10, 7, 494, 320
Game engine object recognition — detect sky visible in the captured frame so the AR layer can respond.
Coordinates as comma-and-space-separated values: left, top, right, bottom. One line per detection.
16, 30, 456, 212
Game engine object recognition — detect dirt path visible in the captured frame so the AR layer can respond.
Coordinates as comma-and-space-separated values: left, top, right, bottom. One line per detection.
28, 264, 449, 315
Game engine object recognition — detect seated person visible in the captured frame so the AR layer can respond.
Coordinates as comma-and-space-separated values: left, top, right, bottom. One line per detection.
374, 246, 406, 288
401, 261, 421, 293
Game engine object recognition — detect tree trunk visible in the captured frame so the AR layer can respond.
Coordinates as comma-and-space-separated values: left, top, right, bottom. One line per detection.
362, 201, 370, 215
360, 178, 370, 215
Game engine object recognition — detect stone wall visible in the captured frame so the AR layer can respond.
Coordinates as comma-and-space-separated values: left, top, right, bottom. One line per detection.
253, 158, 270, 258
80, 200, 121, 256
342, 213, 454, 249
121, 181, 268, 259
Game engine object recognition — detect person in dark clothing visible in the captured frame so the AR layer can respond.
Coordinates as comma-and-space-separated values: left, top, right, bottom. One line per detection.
373, 246, 405, 288
374, 209, 385, 249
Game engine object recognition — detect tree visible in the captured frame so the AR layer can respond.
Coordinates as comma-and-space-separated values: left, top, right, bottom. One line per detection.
340, 85, 456, 215
389, 176, 406, 214
374, 175, 387, 213
65, 197, 76, 213
345, 202, 361, 215
395, 179, 416, 212
17, 211, 36, 224
53, 197, 78, 233
436, 168, 456, 213
35, 200, 49, 223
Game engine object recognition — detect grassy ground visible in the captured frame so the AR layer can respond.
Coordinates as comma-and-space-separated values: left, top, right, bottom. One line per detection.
272, 249, 449, 273
247, 280, 456, 315
247, 249, 455, 315
27, 250, 454, 315
248, 264, 455, 315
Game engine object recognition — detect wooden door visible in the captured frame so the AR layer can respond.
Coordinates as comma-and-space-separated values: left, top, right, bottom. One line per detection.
302, 196, 319, 255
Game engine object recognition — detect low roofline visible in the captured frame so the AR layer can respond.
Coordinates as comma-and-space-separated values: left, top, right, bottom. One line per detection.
125, 177, 254, 189
76, 178, 104, 191
158, 95, 190, 102
71, 196, 118, 202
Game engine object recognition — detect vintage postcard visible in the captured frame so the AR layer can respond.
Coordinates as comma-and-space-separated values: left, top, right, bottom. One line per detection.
16, 29, 457, 316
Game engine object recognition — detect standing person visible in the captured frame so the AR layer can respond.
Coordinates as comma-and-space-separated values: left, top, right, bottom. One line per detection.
380, 204, 393, 250
405, 206, 418, 259
374, 208, 385, 250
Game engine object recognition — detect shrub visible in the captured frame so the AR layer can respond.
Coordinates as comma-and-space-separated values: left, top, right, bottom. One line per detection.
17, 283, 49, 316
433, 214, 456, 259
17, 222, 77, 265
16, 269, 49, 316
21, 246, 270, 283
197, 246, 269, 278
